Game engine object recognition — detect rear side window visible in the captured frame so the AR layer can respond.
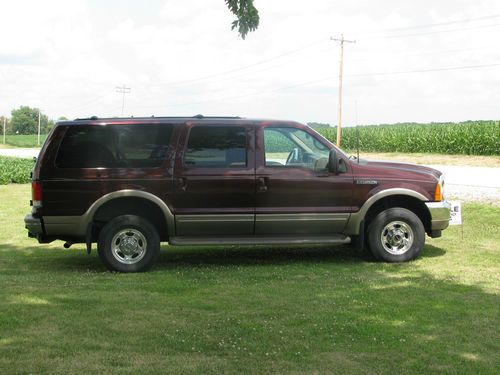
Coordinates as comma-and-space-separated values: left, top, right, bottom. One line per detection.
184, 126, 247, 168
56, 124, 172, 168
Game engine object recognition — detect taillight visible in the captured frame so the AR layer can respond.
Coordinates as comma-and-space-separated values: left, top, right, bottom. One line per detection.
32, 181, 42, 207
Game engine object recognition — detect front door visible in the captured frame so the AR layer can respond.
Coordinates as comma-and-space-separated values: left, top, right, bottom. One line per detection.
255, 124, 353, 235
172, 122, 255, 236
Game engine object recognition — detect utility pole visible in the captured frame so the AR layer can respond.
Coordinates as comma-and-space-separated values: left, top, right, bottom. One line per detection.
116, 84, 131, 116
37, 109, 41, 146
331, 34, 355, 147
2, 116, 6, 144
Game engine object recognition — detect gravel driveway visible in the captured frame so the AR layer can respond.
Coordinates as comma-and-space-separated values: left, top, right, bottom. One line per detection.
428, 164, 500, 203
1, 148, 498, 203
0, 148, 40, 159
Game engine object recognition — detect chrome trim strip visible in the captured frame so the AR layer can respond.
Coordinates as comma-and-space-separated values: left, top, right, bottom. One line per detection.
169, 235, 351, 246
176, 214, 254, 223
256, 213, 349, 222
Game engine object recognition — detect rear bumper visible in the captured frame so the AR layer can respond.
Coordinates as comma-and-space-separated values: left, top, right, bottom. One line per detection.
24, 214, 56, 243
425, 201, 451, 231
24, 214, 43, 236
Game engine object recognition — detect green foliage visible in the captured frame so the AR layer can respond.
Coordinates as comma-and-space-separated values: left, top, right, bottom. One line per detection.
0, 157, 33, 184
316, 120, 500, 155
10, 106, 50, 135
225, 0, 259, 39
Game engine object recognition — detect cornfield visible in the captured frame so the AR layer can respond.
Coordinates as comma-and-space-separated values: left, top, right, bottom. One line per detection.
0, 157, 33, 184
316, 120, 499, 155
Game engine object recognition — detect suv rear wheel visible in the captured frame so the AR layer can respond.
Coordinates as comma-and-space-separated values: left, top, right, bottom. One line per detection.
367, 208, 425, 262
97, 215, 160, 272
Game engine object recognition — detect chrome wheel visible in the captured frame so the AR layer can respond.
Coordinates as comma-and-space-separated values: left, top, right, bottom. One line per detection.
380, 221, 414, 255
111, 228, 147, 265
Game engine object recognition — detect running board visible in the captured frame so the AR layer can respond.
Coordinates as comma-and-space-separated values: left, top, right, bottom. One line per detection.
169, 235, 351, 246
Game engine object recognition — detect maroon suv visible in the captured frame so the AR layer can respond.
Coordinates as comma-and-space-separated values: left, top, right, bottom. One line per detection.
25, 115, 451, 272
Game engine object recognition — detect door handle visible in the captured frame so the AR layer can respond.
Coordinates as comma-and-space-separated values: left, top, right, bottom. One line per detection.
177, 177, 188, 191
257, 177, 268, 192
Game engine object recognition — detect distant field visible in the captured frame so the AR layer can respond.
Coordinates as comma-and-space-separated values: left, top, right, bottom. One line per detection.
0, 134, 47, 148
316, 120, 500, 156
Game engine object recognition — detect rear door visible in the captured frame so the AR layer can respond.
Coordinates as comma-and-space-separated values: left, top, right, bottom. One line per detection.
171, 122, 256, 236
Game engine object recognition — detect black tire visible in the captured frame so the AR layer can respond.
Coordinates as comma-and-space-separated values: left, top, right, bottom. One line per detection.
97, 215, 160, 272
367, 208, 425, 262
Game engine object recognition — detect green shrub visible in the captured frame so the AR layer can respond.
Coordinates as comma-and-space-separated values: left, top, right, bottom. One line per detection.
0, 157, 34, 184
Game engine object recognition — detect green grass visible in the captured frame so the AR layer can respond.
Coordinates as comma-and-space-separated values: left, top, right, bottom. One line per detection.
1, 134, 47, 148
316, 120, 500, 155
0, 156, 34, 184
0, 184, 499, 373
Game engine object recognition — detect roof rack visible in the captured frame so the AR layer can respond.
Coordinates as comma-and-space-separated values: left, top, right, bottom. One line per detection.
73, 114, 243, 121
192, 114, 242, 119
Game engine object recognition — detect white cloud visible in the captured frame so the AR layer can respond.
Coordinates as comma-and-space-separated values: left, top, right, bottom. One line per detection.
0, 0, 499, 124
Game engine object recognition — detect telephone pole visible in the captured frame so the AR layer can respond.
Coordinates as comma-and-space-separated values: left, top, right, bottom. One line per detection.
116, 84, 131, 116
331, 34, 355, 147
2, 116, 6, 144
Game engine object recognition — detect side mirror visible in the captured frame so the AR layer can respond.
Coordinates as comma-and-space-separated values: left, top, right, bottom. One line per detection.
328, 149, 339, 174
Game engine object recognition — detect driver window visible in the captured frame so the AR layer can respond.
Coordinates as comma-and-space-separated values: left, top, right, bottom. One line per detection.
263, 127, 330, 171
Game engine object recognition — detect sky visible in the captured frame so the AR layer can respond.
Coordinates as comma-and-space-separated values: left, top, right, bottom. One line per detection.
0, 0, 499, 126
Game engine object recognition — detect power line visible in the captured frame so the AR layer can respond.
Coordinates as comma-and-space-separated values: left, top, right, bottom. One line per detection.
116, 84, 131, 116
140, 39, 329, 89
362, 22, 500, 40
347, 62, 500, 77
355, 14, 500, 35
139, 61, 500, 110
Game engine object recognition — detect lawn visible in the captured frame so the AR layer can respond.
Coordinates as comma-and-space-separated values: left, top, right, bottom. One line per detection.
0, 184, 498, 374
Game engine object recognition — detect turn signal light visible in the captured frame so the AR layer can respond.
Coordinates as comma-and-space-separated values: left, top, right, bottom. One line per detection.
434, 182, 442, 202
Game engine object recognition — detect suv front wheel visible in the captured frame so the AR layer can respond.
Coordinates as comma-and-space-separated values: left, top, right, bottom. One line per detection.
97, 215, 160, 272
367, 208, 425, 262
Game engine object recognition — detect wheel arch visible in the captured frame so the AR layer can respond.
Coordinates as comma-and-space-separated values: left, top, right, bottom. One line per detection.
83, 190, 175, 240
345, 188, 432, 236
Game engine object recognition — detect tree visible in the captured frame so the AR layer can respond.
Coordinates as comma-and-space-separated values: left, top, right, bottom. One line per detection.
225, 0, 259, 39
10, 106, 50, 135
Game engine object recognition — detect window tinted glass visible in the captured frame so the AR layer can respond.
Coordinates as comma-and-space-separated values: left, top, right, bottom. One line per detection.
185, 126, 247, 168
264, 127, 330, 170
56, 124, 172, 168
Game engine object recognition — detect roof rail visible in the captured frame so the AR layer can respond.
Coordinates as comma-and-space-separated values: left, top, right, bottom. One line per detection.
74, 116, 98, 121
72, 115, 244, 121
192, 114, 242, 119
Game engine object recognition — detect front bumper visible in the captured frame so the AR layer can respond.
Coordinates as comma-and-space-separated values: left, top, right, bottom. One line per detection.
425, 201, 451, 231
